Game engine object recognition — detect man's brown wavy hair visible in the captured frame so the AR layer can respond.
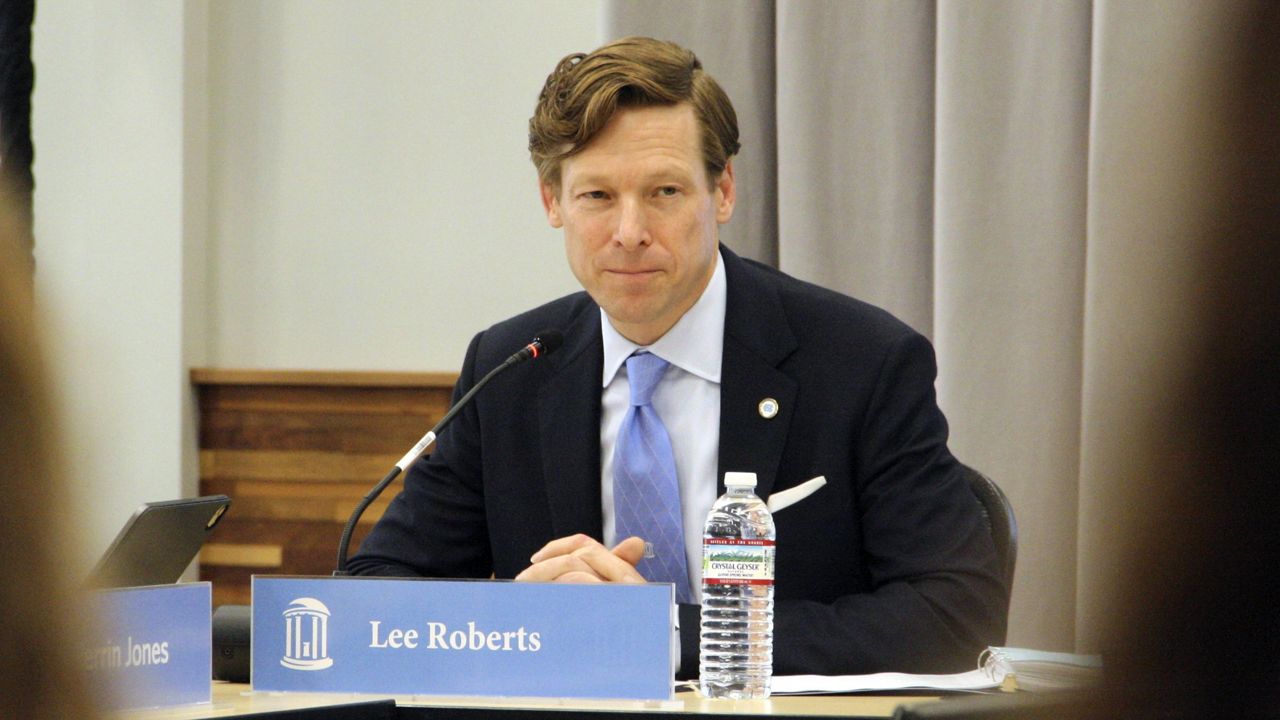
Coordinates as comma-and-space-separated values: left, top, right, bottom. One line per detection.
529, 36, 741, 190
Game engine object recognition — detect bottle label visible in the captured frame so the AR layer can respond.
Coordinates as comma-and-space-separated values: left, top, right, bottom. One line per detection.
702, 538, 775, 586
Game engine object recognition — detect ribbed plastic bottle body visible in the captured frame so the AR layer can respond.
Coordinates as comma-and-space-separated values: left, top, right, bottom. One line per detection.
699, 485, 776, 699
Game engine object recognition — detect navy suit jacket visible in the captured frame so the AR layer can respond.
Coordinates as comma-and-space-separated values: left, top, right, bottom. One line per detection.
350, 245, 1007, 676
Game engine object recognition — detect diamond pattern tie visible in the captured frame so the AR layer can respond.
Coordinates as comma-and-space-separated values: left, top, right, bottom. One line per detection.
613, 352, 692, 603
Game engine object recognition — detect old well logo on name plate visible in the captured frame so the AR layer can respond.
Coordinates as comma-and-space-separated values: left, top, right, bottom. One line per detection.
281, 597, 333, 671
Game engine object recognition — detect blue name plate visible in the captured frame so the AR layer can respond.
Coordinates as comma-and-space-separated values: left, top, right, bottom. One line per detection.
85, 583, 212, 711
251, 576, 673, 700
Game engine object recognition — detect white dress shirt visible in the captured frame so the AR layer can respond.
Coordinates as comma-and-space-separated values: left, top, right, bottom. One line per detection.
599, 252, 725, 603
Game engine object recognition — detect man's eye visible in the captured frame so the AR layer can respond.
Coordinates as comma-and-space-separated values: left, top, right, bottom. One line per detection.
580, 190, 608, 200
657, 186, 680, 197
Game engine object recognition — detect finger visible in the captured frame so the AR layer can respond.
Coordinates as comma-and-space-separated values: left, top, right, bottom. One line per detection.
612, 536, 647, 566
515, 553, 605, 583
553, 571, 606, 584
569, 543, 647, 584
529, 533, 604, 564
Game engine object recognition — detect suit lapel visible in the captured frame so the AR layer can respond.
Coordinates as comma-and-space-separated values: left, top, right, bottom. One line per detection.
537, 303, 605, 540
534, 247, 797, 536
717, 247, 799, 502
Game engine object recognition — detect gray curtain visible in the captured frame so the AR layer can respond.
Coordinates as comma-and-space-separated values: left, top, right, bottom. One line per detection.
604, 0, 1250, 652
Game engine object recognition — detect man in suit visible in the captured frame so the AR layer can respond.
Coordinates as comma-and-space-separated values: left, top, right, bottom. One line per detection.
350, 37, 1006, 677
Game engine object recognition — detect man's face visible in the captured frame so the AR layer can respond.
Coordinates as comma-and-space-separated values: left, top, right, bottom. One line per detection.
540, 103, 735, 345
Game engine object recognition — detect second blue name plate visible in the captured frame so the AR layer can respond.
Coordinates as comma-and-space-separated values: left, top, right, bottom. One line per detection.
86, 583, 212, 711
251, 576, 674, 700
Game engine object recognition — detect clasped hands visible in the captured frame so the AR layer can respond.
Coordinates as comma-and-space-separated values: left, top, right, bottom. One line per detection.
514, 534, 648, 585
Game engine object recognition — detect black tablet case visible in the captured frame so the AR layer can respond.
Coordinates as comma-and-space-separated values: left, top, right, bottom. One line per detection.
86, 495, 230, 589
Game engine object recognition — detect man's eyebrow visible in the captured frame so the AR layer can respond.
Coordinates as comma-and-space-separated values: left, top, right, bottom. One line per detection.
639, 166, 698, 184
564, 173, 608, 189
568, 168, 698, 189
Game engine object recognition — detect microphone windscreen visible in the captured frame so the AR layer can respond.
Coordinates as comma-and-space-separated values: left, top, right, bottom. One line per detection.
535, 329, 564, 355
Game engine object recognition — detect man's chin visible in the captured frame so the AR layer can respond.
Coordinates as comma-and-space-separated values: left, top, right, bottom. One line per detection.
599, 304, 674, 345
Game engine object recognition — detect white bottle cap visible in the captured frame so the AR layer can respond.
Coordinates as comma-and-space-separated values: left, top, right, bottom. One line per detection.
724, 471, 757, 488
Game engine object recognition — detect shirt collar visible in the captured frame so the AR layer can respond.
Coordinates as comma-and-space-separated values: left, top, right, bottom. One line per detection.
601, 250, 726, 387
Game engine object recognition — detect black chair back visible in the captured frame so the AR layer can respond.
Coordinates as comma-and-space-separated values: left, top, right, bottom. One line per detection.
961, 464, 1018, 598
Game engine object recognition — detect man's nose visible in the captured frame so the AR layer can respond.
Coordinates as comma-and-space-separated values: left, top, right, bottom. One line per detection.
612, 199, 650, 250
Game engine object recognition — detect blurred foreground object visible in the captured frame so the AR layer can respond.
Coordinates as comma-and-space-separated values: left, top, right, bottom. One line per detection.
0, 190, 98, 717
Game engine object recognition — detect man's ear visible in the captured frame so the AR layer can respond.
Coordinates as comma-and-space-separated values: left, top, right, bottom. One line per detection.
539, 180, 564, 229
715, 160, 736, 224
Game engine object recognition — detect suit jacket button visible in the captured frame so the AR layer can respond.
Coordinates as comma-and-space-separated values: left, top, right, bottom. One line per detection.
758, 398, 780, 419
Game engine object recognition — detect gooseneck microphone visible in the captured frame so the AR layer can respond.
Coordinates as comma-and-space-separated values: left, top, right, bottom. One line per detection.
334, 329, 564, 574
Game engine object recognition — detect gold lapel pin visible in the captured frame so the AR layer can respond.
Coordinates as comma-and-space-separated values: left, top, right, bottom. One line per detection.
758, 398, 780, 419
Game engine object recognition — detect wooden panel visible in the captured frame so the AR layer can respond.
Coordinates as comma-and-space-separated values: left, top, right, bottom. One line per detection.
201, 477, 396, 524
200, 410, 427, 452
194, 369, 456, 608
201, 449, 399, 482
201, 543, 283, 568
198, 384, 451, 415
191, 368, 459, 387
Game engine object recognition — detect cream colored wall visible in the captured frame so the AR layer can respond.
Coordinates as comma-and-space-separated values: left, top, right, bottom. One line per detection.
206, 1, 592, 372
32, 1, 600, 562
33, 2, 201, 569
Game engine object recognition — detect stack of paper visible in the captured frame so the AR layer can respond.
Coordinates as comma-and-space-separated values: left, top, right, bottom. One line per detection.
983, 646, 1102, 692
769, 646, 1102, 695
772, 666, 1010, 695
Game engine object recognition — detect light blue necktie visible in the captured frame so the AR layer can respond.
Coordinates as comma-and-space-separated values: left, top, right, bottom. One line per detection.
613, 352, 692, 603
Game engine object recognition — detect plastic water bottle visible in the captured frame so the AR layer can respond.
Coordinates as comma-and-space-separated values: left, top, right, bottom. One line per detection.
699, 471, 776, 699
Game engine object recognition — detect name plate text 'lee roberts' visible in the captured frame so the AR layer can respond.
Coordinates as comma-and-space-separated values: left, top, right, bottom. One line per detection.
251, 576, 674, 700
